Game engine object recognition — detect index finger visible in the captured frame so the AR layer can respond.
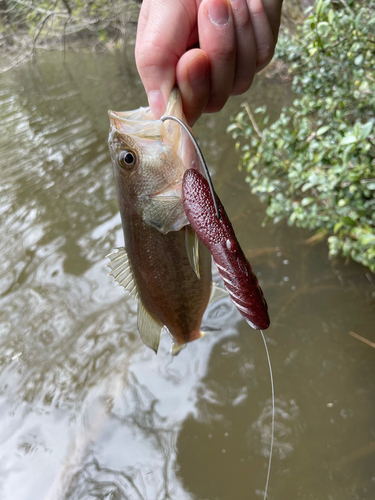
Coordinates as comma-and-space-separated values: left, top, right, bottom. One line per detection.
135, 0, 197, 118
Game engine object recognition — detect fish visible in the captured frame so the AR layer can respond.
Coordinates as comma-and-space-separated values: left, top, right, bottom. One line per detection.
182, 168, 270, 330
107, 88, 227, 354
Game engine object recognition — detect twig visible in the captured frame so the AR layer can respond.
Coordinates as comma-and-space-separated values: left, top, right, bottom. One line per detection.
31, 0, 59, 57
1, 2, 57, 72
348, 331, 375, 349
61, 0, 71, 63
327, 36, 350, 50
243, 102, 264, 140
300, 230, 328, 245
337, 0, 355, 16
341, 442, 375, 465
9, 0, 69, 17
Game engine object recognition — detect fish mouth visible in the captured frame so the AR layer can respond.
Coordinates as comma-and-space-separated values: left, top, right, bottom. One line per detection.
108, 88, 182, 138
108, 109, 163, 139
108, 107, 154, 123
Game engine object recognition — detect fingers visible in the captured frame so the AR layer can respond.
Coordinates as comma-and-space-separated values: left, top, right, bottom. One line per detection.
176, 49, 210, 126
135, 0, 197, 118
135, 0, 283, 121
198, 0, 237, 112
247, 0, 277, 71
260, 0, 283, 43
229, 0, 257, 95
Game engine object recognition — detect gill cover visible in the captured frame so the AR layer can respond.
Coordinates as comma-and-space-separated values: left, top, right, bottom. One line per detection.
108, 88, 198, 234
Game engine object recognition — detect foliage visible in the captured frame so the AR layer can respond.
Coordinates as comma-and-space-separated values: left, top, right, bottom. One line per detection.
228, 0, 375, 271
0, 0, 140, 72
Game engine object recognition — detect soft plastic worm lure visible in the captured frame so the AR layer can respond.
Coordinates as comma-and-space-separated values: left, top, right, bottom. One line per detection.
182, 168, 270, 330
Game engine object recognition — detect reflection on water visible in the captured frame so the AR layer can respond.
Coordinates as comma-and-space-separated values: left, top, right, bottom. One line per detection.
0, 49, 374, 500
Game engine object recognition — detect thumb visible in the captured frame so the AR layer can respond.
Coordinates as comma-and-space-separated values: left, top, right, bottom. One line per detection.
135, 0, 196, 119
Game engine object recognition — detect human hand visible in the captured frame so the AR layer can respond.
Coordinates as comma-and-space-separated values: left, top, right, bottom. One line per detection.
135, 0, 283, 125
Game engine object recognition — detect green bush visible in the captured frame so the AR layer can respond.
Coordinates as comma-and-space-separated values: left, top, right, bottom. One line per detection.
228, 0, 375, 271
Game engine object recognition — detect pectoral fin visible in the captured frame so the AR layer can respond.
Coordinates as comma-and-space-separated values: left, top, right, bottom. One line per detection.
106, 247, 138, 297
136, 196, 187, 234
185, 225, 200, 279
138, 300, 163, 353
209, 283, 229, 305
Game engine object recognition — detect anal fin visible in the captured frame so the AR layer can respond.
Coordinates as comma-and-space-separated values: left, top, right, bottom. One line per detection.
138, 300, 163, 354
209, 282, 229, 305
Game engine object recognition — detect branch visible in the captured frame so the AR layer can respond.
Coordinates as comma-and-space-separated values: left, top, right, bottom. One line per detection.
61, 0, 71, 16
337, 0, 355, 16
243, 102, 264, 140
0, 1, 58, 73
348, 331, 375, 349
8, 0, 69, 17
61, 0, 71, 62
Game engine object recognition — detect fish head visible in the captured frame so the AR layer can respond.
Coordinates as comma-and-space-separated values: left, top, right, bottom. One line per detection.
108, 88, 199, 233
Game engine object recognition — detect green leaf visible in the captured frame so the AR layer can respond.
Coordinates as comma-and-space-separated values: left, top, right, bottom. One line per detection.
226, 123, 238, 133
359, 234, 375, 246
342, 216, 356, 226
354, 11, 362, 30
360, 121, 373, 140
228, 1, 375, 273
315, 0, 324, 17
359, 80, 370, 92
340, 135, 358, 145
334, 222, 344, 233
301, 197, 314, 206
254, 106, 266, 114
316, 125, 330, 136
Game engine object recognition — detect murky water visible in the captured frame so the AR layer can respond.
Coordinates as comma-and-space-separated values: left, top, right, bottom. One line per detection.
0, 48, 374, 500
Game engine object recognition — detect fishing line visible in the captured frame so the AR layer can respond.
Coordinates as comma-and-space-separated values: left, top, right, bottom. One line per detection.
160, 115, 221, 220
259, 329, 275, 500
162, 115, 274, 497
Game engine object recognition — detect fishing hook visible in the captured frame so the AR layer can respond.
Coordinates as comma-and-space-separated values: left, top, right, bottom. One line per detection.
161, 115, 221, 220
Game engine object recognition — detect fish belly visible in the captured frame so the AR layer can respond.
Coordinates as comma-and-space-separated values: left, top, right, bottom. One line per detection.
123, 211, 212, 346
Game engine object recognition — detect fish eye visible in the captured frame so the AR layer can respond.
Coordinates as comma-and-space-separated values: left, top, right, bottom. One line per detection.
118, 150, 136, 169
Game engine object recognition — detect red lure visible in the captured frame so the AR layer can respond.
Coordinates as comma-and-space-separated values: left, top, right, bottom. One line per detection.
182, 168, 270, 330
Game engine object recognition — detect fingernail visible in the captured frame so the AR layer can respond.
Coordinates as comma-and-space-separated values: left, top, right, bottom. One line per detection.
206, 0, 230, 26
187, 54, 209, 87
148, 90, 165, 119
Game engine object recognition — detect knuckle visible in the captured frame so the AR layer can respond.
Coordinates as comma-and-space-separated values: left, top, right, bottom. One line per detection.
216, 43, 236, 61
232, 4, 251, 31
231, 77, 253, 96
209, 38, 236, 62
205, 100, 226, 113
256, 43, 275, 70
136, 39, 178, 79
136, 43, 162, 70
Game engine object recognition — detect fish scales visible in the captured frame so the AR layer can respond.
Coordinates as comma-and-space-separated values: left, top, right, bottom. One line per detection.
121, 210, 212, 345
107, 88, 215, 353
